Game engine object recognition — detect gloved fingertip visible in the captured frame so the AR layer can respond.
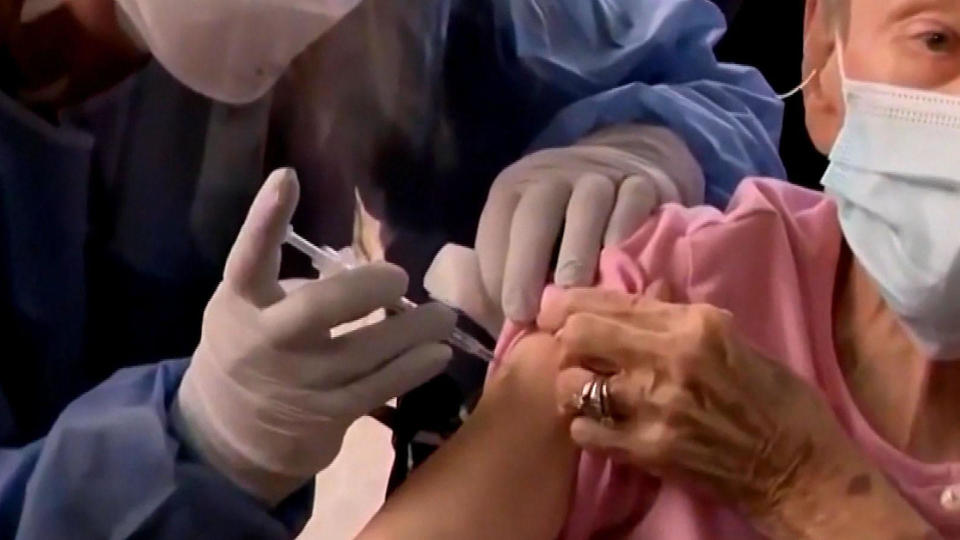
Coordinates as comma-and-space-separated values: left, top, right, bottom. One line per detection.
554, 260, 590, 288
422, 301, 458, 334
603, 227, 626, 249
272, 166, 298, 186
433, 343, 455, 363
503, 293, 538, 325
363, 261, 410, 297
264, 167, 300, 208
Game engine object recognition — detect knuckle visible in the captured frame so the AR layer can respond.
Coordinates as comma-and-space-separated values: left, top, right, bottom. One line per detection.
694, 304, 733, 332
620, 175, 657, 197
563, 313, 598, 344
662, 390, 693, 423
661, 408, 684, 432
262, 324, 294, 353
648, 422, 679, 458
680, 377, 709, 409
681, 304, 732, 351
608, 375, 640, 413
667, 338, 702, 377
577, 173, 616, 197
553, 290, 577, 317
627, 292, 647, 311
627, 292, 660, 315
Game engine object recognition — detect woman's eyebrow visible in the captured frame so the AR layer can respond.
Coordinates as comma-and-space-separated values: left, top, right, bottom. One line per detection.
885, 0, 959, 23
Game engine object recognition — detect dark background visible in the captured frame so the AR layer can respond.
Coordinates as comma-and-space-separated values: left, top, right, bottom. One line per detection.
718, 0, 829, 188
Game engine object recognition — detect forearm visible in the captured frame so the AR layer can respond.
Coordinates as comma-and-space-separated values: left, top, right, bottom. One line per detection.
359, 335, 578, 540
761, 461, 939, 540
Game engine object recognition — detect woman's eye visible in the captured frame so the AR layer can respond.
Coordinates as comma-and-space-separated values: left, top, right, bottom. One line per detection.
917, 30, 956, 53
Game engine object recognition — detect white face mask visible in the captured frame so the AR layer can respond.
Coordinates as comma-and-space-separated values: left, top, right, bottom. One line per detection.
821, 37, 960, 360
114, 0, 361, 104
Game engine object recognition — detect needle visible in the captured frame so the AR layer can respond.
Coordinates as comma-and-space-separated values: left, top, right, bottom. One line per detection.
285, 228, 495, 363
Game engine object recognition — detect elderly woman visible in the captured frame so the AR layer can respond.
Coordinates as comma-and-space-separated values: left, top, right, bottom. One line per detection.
358, 0, 960, 538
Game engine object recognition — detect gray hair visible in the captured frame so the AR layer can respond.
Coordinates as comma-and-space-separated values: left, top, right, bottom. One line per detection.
284, 0, 457, 222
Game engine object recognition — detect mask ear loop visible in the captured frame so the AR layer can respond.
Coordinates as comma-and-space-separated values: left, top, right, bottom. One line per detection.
777, 33, 820, 100
777, 69, 819, 100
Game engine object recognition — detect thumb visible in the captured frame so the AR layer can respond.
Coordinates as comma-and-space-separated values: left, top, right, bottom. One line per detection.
223, 168, 300, 306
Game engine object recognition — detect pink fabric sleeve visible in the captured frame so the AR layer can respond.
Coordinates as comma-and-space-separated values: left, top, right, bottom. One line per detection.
492, 197, 723, 539
492, 178, 847, 539
491, 179, 960, 537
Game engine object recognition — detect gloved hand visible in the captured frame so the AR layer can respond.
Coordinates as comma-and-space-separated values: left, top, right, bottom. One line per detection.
475, 124, 705, 323
172, 168, 456, 505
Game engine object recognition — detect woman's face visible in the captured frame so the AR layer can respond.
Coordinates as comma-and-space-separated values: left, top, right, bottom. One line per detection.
804, 0, 960, 153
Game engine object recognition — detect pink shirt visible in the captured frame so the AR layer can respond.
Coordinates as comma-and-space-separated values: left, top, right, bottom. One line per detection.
496, 178, 960, 539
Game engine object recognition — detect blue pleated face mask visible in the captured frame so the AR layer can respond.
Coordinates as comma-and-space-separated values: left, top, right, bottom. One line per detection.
821, 35, 960, 360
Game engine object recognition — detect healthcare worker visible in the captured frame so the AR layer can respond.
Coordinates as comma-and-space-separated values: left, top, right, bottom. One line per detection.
0, 0, 780, 538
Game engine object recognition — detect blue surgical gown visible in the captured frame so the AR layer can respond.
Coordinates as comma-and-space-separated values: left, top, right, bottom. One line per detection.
0, 0, 781, 537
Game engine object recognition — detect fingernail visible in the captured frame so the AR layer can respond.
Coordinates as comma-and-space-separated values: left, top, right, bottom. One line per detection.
259, 169, 287, 210
274, 168, 297, 204
272, 180, 283, 206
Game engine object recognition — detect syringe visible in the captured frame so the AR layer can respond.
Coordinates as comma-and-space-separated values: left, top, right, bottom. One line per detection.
285, 228, 495, 363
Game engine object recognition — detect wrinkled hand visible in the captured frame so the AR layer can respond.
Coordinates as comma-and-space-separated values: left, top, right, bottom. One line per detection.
475, 125, 703, 324
541, 289, 859, 522
173, 168, 455, 505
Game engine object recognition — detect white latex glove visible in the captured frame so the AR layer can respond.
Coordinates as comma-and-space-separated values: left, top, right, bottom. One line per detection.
475, 124, 705, 323
172, 168, 456, 505
425, 244, 503, 338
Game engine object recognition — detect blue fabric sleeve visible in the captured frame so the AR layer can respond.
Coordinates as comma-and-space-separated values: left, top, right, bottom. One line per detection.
496, 0, 786, 206
0, 360, 310, 539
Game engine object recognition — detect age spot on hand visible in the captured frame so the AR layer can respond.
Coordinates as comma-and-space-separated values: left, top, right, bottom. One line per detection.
846, 473, 872, 496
